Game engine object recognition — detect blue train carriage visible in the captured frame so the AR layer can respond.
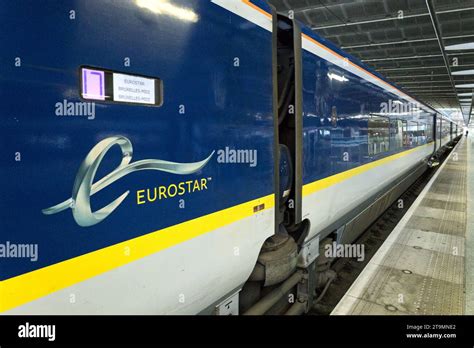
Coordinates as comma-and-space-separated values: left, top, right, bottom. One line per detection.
0, 0, 462, 316
435, 113, 460, 152
242, 3, 458, 315
298, 26, 441, 250
271, 11, 441, 264
0, 0, 277, 315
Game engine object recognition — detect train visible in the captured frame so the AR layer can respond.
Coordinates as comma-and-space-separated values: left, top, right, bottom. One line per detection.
0, 0, 462, 315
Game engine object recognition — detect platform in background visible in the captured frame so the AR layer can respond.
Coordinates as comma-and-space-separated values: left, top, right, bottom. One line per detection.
332, 137, 471, 315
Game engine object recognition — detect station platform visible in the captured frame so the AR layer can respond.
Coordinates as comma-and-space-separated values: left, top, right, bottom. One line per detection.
332, 136, 473, 315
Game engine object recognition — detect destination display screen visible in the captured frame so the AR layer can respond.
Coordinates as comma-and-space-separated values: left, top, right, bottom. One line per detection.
80, 66, 163, 106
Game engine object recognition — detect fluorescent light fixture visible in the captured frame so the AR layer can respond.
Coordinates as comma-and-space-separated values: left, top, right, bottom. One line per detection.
327, 73, 348, 82
445, 42, 474, 51
452, 69, 474, 76
455, 84, 474, 88
135, 0, 198, 22
458, 93, 473, 97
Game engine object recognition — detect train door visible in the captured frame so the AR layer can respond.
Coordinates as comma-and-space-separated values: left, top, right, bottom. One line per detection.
239, 13, 305, 315
274, 15, 303, 230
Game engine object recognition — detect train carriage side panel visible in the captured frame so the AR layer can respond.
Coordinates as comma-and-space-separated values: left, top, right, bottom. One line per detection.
298, 26, 435, 244
0, 0, 275, 314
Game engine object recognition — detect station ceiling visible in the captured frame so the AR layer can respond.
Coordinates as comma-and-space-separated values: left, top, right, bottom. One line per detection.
268, 0, 474, 124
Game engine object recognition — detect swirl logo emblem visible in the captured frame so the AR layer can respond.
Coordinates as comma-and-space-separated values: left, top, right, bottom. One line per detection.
42, 136, 214, 227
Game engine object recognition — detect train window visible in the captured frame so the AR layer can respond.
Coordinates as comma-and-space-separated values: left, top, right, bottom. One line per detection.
390, 119, 403, 150
442, 121, 450, 139
402, 120, 408, 147
407, 121, 418, 146
418, 123, 426, 144
368, 115, 389, 156
425, 120, 433, 142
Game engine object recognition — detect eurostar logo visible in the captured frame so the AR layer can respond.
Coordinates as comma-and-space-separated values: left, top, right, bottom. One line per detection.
42, 136, 214, 227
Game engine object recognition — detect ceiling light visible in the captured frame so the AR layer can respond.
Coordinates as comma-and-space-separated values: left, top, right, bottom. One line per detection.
458, 93, 473, 97
445, 42, 474, 51
455, 84, 474, 88
452, 69, 474, 76
135, 0, 199, 22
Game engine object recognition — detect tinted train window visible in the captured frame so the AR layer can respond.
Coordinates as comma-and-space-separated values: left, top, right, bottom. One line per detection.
368, 115, 389, 155
418, 123, 427, 144
425, 120, 434, 142
442, 121, 450, 138
390, 119, 403, 151
407, 121, 418, 146
402, 120, 408, 147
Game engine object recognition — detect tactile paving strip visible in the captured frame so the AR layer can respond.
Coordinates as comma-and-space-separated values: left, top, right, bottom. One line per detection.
333, 139, 467, 315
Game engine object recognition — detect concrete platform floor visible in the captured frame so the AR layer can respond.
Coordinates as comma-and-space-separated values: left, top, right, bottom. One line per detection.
332, 137, 472, 315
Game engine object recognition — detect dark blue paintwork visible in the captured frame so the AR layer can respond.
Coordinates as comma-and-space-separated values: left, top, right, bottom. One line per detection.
299, 26, 436, 184
0, 0, 457, 283
0, 0, 274, 280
